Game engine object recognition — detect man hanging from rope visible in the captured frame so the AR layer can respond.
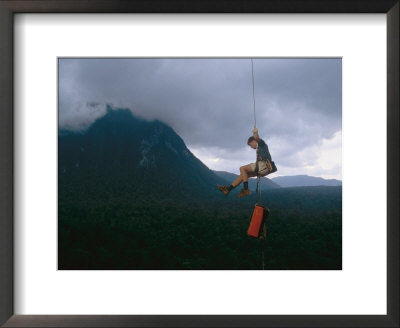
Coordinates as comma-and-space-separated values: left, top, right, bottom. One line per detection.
217, 127, 275, 198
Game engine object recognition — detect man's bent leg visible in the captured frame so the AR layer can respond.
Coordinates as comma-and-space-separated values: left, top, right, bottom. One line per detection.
232, 164, 254, 187
217, 166, 245, 195
240, 164, 256, 188
231, 174, 243, 188
219, 164, 257, 197
237, 164, 256, 198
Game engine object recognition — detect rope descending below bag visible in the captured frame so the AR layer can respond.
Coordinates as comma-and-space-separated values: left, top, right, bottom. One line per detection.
259, 223, 267, 270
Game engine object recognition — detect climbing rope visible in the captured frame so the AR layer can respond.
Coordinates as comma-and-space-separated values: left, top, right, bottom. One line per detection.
251, 58, 267, 270
255, 175, 262, 204
252, 58, 262, 207
251, 58, 257, 128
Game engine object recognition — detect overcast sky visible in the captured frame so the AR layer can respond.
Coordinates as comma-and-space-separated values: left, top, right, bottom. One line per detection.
59, 58, 342, 180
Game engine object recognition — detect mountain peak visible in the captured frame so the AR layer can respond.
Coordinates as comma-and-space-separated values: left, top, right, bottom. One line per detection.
59, 107, 226, 201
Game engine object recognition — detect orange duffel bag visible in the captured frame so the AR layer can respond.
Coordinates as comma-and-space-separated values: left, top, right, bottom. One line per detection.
247, 204, 270, 238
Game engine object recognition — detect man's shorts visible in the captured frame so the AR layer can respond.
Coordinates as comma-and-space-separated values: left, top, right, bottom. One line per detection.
250, 161, 270, 177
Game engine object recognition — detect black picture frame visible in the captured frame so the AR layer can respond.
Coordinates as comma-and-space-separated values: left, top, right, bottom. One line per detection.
0, 1, 398, 327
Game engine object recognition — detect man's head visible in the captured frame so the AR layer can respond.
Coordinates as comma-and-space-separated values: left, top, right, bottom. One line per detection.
247, 136, 258, 149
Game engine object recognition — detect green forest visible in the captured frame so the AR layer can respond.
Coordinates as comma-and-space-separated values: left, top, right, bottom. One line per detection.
58, 186, 342, 270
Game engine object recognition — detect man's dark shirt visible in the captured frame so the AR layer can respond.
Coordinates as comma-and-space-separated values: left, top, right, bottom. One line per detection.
257, 138, 272, 162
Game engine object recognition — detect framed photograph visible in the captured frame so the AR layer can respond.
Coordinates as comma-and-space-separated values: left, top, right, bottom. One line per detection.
1, 1, 398, 327
56, 56, 343, 272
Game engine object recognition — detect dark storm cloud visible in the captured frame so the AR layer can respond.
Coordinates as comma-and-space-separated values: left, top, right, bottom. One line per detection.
59, 58, 342, 177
